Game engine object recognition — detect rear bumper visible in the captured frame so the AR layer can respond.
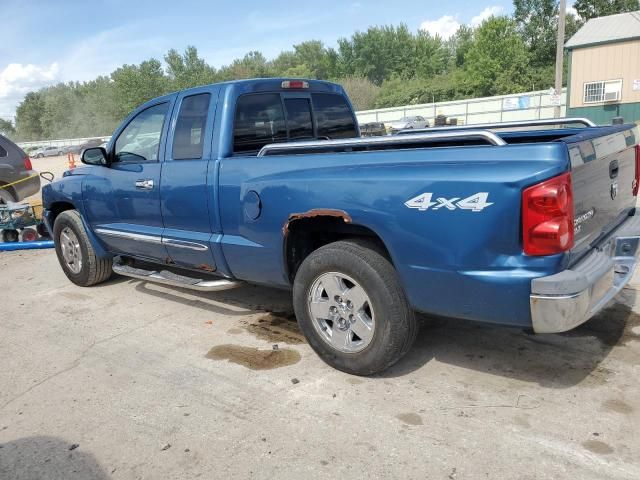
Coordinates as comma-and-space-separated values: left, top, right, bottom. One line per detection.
530, 212, 640, 333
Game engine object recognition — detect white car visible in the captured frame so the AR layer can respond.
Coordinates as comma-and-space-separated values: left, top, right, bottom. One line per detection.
389, 116, 429, 134
32, 145, 63, 158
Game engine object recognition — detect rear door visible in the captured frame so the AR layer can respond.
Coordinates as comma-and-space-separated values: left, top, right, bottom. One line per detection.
161, 86, 220, 271
566, 126, 639, 260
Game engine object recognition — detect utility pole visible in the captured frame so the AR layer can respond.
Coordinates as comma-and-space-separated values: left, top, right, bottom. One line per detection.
554, 0, 566, 118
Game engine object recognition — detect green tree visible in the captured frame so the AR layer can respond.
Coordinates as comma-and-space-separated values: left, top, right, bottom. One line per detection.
449, 25, 475, 68
335, 77, 380, 110
413, 31, 450, 78
573, 0, 639, 20
0, 118, 15, 136
218, 51, 271, 80
110, 59, 169, 120
336, 24, 418, 84
292, 41, 337, 79
514, 0, 559, 66
15, 92, 45, 141
165, 46, 216, 90
463, 16, 532, 96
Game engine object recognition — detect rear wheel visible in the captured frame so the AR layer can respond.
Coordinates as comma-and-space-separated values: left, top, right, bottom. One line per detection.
293, 239, 417, 375
36, 223, 50, 238
53, 210, 112, 286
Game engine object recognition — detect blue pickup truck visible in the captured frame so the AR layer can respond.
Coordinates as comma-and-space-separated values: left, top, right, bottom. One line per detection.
42, 78, 640, 375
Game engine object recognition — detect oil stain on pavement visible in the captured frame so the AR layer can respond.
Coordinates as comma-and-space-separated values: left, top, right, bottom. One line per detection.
206, 344, 301, 370
240, 312, 306, 345
582, 439, 615, 455
396, 413, 424, 426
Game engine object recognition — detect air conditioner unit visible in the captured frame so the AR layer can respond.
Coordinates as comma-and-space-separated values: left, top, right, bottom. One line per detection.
604, 81, 622, 102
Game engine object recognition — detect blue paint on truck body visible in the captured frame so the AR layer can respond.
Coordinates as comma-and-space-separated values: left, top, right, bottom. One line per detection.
42, 78, 617, 329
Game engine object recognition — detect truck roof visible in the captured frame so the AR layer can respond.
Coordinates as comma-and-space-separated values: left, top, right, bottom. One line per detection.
170, 78, 345, 98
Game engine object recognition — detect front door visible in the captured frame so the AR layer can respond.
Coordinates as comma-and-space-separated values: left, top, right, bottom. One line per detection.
161, 87, 219, 271
83, 99, 173, 261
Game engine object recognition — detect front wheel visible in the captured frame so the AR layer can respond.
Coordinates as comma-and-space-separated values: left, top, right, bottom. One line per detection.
53, 210, 112, 286
293, 239, 417, 375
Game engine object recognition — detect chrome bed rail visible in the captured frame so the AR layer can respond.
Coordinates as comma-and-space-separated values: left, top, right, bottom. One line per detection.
398, 117, 597, 135
258, 129, 506, 156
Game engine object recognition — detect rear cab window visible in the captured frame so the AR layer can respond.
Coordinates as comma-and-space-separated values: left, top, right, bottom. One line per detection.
311, 93, 357, 140
172, 93, 211, 160
232, 90, 357, 155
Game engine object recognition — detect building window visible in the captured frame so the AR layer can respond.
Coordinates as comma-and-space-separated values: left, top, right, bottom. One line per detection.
583, 80, 622, 104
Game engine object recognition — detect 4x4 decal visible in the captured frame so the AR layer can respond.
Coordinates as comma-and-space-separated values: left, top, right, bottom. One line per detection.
404, 192, 493, 212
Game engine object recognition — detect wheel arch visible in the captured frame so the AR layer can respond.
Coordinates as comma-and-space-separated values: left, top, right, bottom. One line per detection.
49, 203, 111, 259
283, 210, 395, 283
48, 200, 76, 225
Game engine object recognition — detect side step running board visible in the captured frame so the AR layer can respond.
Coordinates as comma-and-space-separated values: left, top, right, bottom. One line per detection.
113, 262, 243, 292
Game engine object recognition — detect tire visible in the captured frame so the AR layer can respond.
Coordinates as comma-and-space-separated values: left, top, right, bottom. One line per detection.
293, 239, 417, 375
21, 228, 38, 242
0, 188, 15, 204
1, 229, 19, 243
53, 210, 112, 286
57, 151, 63, 156
37, 154, 43, 158
36, 222, 50, 238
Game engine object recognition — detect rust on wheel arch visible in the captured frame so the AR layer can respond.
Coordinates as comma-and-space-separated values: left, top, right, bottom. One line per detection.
283, 209, 352, 237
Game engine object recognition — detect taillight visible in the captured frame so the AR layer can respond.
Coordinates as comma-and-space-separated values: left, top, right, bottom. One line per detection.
24, 156, 32, 170
522, 172, 574, 256
633, 145, 640, 196
281, 80, 309, 89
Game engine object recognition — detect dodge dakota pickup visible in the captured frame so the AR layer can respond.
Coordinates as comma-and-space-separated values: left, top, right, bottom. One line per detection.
42, 78, 640, 375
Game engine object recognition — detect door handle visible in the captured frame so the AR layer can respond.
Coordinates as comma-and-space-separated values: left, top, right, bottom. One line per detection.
135, 179, 154, 190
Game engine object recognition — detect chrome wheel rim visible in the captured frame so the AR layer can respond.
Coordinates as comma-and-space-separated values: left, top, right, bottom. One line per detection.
308, 272, 375, 353
59, 227, 82, 274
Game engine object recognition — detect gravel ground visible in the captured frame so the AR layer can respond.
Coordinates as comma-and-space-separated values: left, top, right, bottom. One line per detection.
0, 247, 639, 479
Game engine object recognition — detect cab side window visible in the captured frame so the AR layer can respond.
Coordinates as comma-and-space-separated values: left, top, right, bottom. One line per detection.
115, 103, 169, 163
172, 94, 211, 160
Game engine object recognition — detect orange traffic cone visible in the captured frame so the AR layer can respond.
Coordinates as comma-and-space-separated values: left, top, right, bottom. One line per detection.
67, 153, 76, 169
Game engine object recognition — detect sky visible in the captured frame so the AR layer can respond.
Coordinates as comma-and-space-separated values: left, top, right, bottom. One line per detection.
0, 0, 575, 120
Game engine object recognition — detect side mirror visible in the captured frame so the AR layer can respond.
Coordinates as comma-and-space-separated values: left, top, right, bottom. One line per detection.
81, 147, 109, 166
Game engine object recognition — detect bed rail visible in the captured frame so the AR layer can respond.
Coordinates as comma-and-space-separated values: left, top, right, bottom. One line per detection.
398, 117, 597, 135
258, 130, 506, 156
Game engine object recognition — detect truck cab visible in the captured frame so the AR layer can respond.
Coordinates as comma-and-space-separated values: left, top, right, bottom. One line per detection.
49, 79, 358, 272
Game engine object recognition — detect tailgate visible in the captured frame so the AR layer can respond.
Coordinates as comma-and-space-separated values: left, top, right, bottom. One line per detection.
565, 125, 639, 262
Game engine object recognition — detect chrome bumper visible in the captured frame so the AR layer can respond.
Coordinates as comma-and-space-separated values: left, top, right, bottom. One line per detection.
530, 213, 640, 333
